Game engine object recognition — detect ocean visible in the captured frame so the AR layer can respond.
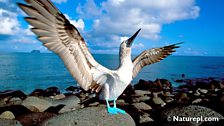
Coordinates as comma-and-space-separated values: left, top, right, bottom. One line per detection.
0, 53, 224, 94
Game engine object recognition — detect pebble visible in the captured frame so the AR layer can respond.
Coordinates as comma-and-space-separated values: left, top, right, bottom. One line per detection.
133, 96, 150, 103
132, 102, 152, 111
176, 92, 189, 101
197, 88, 208, 94
52, 94, 66, 100
139, 113, 154, 124
164, 92, 174, 97
0, 99, 6, 107
8, 97, 22, 106
152, 93, 166, 107
0, 119, 22, 126
134, 90, 151, 96
25, 105, 40, 112
88, 102, 99, 107
165, 97, 174, 103
22, 96, 52, 112
116, 99, 128, 106
0, 111, 15, 119
192, 98, 203, 104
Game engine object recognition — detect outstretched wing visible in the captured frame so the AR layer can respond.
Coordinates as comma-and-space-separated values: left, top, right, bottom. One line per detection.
18, 0, 103, 91
132, 43, 182, 78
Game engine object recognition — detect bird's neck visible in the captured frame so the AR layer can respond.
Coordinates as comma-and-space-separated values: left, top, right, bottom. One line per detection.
117, 51, 133, 83
119, 55, 132, 68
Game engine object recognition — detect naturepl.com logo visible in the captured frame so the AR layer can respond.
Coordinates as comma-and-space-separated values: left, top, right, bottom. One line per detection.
167, 116, 219, 123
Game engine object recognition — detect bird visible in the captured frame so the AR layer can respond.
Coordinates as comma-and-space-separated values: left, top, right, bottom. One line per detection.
18, 0, 182, 114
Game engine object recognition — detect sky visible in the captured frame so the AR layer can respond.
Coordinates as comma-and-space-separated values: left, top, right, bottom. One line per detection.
0, 0, 223, 56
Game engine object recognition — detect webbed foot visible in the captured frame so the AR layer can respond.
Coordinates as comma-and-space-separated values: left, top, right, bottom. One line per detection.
107, 107, 118, 114
113, 107, 126, 114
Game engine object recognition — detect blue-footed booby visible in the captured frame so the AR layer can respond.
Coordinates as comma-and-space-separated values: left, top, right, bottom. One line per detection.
18, 0, 182, 114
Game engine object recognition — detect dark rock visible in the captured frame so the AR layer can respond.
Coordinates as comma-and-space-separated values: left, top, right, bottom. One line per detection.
44, 87, 60, 97
0, 105, 31, 117
118, 105, 142, 125
16, 112, 56, 126
42, 106, 135, 126
65, 86, 81, 94
159, 79, 172, 90
29, 89, 44, 97
195, 81, 209, 89
119, 84, 135, 103
175, 79, 184, 82
49, 95, 81, 113
209, 80, 221, 90
179, 88, 190, 93
154, 79, 172, 92
134, 79, 172, 92
175, 92, 190, 104
134, 79, 154, 90
201, 119, 224, 126
0, 90, 26, 100
0, 119, 22, 126
178, 84, 195, 91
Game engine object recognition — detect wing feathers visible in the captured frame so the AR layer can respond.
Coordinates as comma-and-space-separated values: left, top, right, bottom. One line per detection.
18, 3, 53, 27
25, 17, 52, 31
18, 0, 104, 91
25, 0, 55, 22
132, 43, 183, 78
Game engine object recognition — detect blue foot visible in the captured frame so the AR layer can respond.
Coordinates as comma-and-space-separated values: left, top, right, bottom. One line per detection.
107, 107, 118, 114
106, 99, 126, 114
114, 107, 126, 114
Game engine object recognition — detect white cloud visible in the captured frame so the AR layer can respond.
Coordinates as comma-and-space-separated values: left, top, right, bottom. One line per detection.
0, 9, 19, 35
132, 42, 144, 49
76, 0, 101, 19
120, 36, 128, 42
78, 0, 200, 42
64, 14, 85, 31
11, 36, 37, 44
52, 0, 67, 4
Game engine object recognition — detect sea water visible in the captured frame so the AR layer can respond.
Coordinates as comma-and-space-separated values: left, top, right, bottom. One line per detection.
0, 53, 224, 94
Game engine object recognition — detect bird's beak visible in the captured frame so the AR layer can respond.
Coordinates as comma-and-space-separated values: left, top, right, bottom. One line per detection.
126, 28, 141, 47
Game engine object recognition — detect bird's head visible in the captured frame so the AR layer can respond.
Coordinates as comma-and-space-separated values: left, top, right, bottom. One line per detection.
120, 29, 141, 57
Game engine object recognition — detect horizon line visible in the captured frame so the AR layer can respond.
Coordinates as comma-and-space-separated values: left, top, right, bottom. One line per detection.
0, 51, 224, 58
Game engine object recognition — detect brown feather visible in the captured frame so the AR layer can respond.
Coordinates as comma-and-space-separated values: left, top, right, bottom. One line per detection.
132, 43, 183, 78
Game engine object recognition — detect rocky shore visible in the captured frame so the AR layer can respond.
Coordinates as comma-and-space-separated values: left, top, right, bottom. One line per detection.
0, 77, 224, 126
